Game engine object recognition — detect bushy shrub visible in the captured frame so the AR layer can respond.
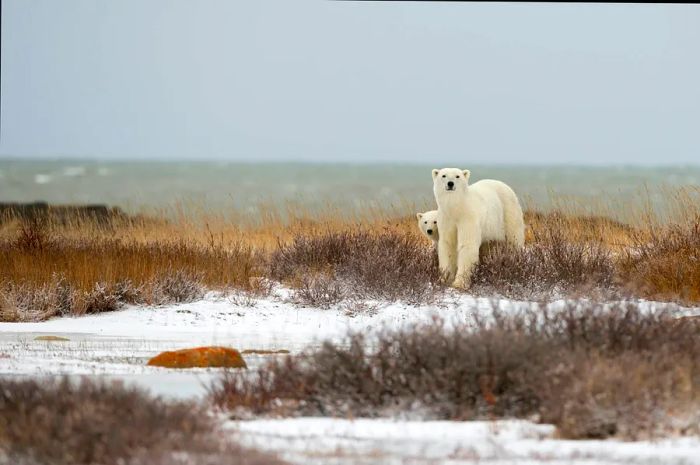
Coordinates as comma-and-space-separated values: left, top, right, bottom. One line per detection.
471, 228, 614, 299
211, 299, 700, 439
271, 229, 442, 304
0, 378, 285, 465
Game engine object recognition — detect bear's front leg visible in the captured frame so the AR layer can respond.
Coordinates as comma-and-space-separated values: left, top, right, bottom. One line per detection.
453, 223, 481, 290
437, 235, 457, 284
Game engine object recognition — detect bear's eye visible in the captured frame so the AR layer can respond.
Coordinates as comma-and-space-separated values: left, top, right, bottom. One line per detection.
456, 175, 460, 178
434, 221, 437, 224
424, 221, 427, 224
442, 175, 446, 178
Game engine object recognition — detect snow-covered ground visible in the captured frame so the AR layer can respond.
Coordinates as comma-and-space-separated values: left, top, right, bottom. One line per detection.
1, 289, 697, 396
0, 289, 499, 396
2, 289, 700, 464
228, 418, 700, 465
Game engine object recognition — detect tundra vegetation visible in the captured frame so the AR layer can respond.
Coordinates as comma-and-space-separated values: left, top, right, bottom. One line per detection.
0, 377, 286, 465
210, 299, 700, 441
1, 190, 700, 455
1, 188, 699, 321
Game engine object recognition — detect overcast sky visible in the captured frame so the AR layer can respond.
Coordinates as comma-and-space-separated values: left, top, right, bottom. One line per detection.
1, 1, 699, 164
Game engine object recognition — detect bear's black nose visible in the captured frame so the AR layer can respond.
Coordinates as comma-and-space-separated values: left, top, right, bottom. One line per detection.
447, 181, 454, 188
427, 229, 433, 235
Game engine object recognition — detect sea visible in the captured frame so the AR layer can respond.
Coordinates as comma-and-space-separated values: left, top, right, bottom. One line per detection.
1, 160, 699, 221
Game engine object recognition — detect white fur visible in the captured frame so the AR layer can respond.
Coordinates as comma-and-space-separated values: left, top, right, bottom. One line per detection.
416, 210, 439, 243
432, 168, 525, 289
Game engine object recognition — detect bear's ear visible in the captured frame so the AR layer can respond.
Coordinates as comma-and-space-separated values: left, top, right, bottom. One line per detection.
432, 169, 439, 179
462, 169, 471, 183
416, 213, 423, 220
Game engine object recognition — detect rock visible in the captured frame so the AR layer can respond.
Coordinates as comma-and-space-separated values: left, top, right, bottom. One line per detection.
241, 349, 290, 355
147, 346, 247, 369
34, 335, 70, 341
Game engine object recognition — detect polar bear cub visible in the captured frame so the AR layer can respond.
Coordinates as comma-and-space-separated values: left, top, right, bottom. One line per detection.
432, 168, 525, 289
416, 210, 439, 243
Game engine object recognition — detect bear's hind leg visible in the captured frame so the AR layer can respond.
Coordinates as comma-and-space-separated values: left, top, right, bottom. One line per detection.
503, 196, 525, 249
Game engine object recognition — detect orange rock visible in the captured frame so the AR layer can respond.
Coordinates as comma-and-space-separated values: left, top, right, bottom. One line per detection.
147, 346, 247, 369
34, 335, 70, 341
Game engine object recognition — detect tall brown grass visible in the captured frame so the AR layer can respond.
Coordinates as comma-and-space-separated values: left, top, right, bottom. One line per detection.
1, 188, 699, 321
619, 215, 700, 304
0, 215, 264, 321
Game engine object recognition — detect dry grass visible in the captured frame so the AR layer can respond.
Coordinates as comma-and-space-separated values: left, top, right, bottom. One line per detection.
524, 210, 638, 250
0, 216, 262, 321
1, 189, 700, 321
619, 216, 700, 305
0, 377, 285, 465
210, 299, 700, 440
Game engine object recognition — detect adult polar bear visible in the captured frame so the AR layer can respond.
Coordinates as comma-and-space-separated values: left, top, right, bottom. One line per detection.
432, 168, 525, 289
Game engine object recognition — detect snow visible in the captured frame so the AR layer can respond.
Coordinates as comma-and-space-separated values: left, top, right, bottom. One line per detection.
0, 289, 499, 396
2, 289, 700, 463
0, 291, 487, 342
0, 289, 694, 397
228, 418, 700, 465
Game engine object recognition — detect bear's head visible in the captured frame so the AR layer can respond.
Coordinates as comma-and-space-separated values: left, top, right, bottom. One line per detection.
432, 168, 470, 195
416, 210, 439, 242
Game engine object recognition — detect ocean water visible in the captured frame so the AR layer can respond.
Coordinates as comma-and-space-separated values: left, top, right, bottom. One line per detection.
1, 160, 699, 220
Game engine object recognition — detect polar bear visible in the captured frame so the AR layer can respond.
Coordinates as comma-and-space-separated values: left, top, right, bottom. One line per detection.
418, 209, 515, 259
432, 168, 525, 289
416, 210, 439, 243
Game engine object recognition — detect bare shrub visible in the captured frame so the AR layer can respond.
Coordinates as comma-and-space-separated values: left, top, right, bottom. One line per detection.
270, 229, 442, 304
539, 352, 698, 440
150, 270, 204, 304
269, 231, 352, 278
472, 228, 614, 299
81, 283, 122, 314
0, 377, 286, 465
0, 271, 203, 322
271, 223, 616, 304
0, 275, 74, 322
340, 231, 442, 302
290, 273, 346, 308
0, 277, 139, 321
211, 300, 700, 439
112, 279, 143, 304
228, 277, 275, 307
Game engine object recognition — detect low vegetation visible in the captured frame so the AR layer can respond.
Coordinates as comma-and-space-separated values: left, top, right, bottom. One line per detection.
210, 299, 700, 440
1, 216, 261, 321
0, 377, 285, 465
270, 229, 441, 305
2, 199, 699, 446
619, 216, 700, 303
1, 192, 700, 321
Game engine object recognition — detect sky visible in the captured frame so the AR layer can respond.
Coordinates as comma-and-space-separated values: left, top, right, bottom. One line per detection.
1, 1, 699, 164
